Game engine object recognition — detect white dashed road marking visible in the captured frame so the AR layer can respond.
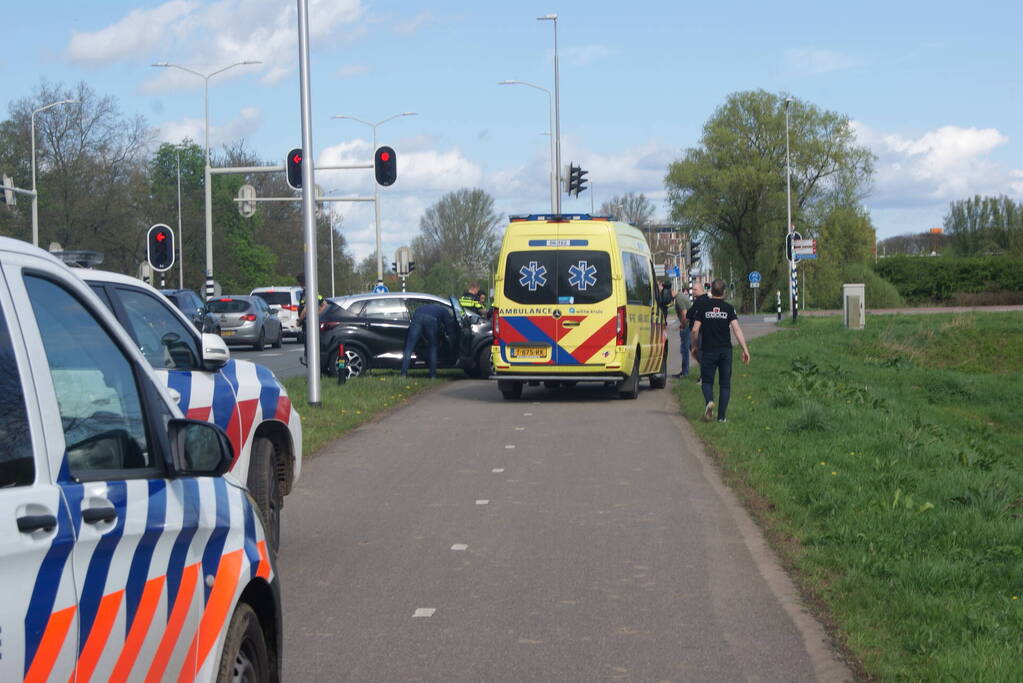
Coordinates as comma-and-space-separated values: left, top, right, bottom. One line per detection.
412, 608, 436, 618
505, 444, 516, 449
451, 544, 468, 551
523, 412, 533, 417
515, 427, 525, 431
476, 499, 489, 505
491, 468, 505, 473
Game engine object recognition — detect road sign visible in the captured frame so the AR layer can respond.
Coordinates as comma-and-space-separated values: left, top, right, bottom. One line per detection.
668, 265, 680, 278
238, 184, 256, 217
373, 282, 389, 293
793, 239, 818, 260
750, 281, 760, 288
748, 270, 762, 284
654, 264, 666, 277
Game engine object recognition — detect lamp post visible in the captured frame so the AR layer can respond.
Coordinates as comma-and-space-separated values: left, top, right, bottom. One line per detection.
331, 112, 417, 285
498, 80, 556, 214
784, 96, 796, 321
324, 189, 344, 298
537, 13, 561, 214
151, 60, 261, 295
174, 144, 187, 289
30, 99, 77, 247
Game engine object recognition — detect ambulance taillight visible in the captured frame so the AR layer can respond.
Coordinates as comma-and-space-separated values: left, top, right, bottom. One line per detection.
616, 305, 627, 346
491, 307, 500, 345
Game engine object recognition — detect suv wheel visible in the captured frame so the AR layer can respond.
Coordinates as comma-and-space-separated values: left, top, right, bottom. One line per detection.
248, 438, 281, 554
216, 603, 272, 683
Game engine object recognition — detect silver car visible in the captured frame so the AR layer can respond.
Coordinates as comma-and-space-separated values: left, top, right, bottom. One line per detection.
208, 295, 284, 350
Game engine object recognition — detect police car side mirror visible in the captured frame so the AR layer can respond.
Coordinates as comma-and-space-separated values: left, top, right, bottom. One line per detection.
167, 418, 234, 478
201, 333, 230, 370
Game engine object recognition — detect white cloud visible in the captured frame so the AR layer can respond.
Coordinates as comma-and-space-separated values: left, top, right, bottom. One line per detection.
155, 106, 262, 146
66, 0, 363, 91
393, 11, 433, 36
785, 48, 862, 75
336, 64, 368, 77
853, 121, 1023, 237
562, 44, 612, 67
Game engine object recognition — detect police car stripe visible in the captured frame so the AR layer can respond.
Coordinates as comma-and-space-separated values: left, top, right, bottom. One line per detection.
166, 370, 192, 414
221, 359, 241, 395
255, 364, 282, 420
147, 562, 200, 682
23, 605, 76, 683
242, 499, 261, 577
111, 574, 165, 680
77, 480, 129, 652
165, 479, 201, 612
200, 477, 232, 603
75, 586, 124, 681
178, 548, 246, 682
124, 480, 167, 631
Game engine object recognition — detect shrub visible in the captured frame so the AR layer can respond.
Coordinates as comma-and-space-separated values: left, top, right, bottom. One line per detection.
875, 255, 1023, 304
811, 263, 904, 309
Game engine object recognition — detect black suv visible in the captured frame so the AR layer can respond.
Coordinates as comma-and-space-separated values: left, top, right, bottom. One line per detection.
319, 292, 493, 379
161, 288, 220, 334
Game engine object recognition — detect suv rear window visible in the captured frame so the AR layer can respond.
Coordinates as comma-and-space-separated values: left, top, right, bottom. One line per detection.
503, 250, 612, 305
207, 299, 251, 313
253, 292, 292, 306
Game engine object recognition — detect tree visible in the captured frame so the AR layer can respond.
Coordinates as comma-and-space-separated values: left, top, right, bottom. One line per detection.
943, 195, 1023, 256
415, 188, 502, 277
665, 90, 874, 309
598, 192, 656, 228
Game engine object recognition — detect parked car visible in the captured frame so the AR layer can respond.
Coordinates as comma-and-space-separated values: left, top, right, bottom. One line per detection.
319, 291, 493, 379
161, 287, 221, 334
0, 237, 281, 682
82, 270, 302, 553
251, 285, 303, 340
208, 295, 284, 350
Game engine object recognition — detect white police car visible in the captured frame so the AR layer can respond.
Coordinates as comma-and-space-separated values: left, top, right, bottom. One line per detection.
78, 270, 302, 554
0, 237, 280, 681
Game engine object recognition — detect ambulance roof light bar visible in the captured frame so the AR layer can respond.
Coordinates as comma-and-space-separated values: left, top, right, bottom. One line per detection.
509, 213, 612, 222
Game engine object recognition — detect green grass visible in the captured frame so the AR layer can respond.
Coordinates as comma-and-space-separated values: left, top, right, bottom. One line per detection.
283, 370, 459, 457
676, 313, 1023, 680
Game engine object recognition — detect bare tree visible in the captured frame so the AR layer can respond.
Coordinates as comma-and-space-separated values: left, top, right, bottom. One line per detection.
598, 192, 656, 228
415, 188, 502, 276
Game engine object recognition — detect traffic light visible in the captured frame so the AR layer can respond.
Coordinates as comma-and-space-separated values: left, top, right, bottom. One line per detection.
690, 241, 700, 264
566, 164, 589, 197
374, 146, 397, 186
147, 224, 175, 272
391, 261, 398, 272
408, 261, 415, 272
286, 148, 303, 189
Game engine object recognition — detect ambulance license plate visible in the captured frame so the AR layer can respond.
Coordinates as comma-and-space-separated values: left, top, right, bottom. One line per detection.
511, 346, 546, 359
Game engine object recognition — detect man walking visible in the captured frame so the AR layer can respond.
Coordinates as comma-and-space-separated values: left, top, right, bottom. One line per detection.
685, 282, 710, 382
691, 279, 750, 422
400, 303, 459, 378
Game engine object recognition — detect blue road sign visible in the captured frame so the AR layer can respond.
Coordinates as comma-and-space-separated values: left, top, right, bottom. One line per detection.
668, 265, 680, 278
748, 270, 762, 283
373, 283, 389, 293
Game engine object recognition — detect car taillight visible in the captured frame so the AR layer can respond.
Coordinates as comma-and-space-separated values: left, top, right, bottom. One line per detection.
284, 304, 299, 311
241, 314, 257, 321
320, 321, 340, 332
491, 307, 500, 345
616, 305, 627, 346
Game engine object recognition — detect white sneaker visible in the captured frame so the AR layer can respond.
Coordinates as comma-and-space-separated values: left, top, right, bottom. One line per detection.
703, 401, 715, 421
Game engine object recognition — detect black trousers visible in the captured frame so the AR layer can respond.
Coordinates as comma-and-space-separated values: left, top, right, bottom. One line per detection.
700, 347, 733, 419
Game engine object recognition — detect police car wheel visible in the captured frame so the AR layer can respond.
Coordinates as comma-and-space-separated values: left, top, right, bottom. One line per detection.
248, 438, 281, 554
217, 603, 271, 683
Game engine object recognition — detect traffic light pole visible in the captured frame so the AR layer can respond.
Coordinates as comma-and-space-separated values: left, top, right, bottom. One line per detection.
296, 0, 321, 406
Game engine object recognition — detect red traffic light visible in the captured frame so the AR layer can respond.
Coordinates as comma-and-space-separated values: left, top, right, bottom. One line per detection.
155, 231, 167, 243
147, 224, 175, 272
292, 152, 302, 164
379, 151, 391, 162
286, 147, 303, 190
374, 146, 397, 187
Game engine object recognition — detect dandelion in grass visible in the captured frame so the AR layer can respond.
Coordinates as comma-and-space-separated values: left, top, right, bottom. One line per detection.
831, 471, 837, 476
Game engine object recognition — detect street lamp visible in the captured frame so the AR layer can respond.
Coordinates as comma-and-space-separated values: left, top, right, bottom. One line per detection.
537, 13, 561, 214
173, 144, 188, 290
31, 99, 77, 247
499, 80, 556, 214
151, 60, 261, 295
323, 188, 344, 298
784, 96, 796, 321
331, 112, 417, 284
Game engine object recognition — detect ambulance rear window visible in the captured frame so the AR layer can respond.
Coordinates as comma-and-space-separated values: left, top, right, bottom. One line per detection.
503, 250, 612, 305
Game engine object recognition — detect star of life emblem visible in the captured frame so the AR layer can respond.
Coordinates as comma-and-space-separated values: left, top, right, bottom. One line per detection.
518, 261, 548, 291
567, 260, 597, 290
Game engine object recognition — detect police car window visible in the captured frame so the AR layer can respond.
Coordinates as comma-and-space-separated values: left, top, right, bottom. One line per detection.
361, 298, 410, 321
0, 304, 34, 488
114, 287, 200, 370
622, 252, 652, 306
24, 275, 155, 478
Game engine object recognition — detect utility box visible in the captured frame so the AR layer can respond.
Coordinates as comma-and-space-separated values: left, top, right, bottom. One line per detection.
843, 283, 865, 329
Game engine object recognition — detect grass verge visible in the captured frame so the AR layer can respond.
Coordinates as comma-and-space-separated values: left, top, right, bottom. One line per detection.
283, 370, 459, 457
676, 313, 1023, 680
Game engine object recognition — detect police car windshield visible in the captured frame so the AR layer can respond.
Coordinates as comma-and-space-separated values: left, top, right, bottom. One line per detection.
503, 250, 612, 305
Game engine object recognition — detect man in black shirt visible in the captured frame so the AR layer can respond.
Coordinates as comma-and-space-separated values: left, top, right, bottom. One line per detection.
691, 279, 751, 422
685, 282, 710, 381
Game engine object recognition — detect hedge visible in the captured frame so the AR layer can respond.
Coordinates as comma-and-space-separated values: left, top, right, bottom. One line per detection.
874, 255, 1023, 303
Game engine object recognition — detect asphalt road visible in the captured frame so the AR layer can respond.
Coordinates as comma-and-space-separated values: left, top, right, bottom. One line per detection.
230, 338, 307, 379
275, 317, 850, 681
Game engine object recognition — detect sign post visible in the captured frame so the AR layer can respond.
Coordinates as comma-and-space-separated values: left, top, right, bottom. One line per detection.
748, 270, 761, 313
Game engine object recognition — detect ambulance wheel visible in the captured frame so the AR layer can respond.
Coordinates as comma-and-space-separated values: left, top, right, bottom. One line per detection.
217, 603, 272, 683
618, 355, 640, 399
649, 346, 668, 389
499, 380, 523, 400
248, 438, 281, 555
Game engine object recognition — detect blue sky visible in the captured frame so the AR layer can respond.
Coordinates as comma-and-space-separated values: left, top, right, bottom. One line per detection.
5, 0, 1023, 261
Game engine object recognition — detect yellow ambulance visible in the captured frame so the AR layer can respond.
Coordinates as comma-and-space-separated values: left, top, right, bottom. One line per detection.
491, 213, 668, 400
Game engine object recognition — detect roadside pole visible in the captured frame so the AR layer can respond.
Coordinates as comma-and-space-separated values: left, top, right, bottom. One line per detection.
296, 0, 321, 406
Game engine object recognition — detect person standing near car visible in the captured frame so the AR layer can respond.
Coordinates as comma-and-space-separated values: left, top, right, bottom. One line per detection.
673, 286, 693, 378
459, 283, 485, 314
400, 303, 459, 378
296, 271, 326, 339
685, 282, 710, 380
691, 278, 750, 422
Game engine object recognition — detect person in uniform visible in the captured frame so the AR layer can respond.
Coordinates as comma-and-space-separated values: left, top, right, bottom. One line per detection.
459, 283, 485, 314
